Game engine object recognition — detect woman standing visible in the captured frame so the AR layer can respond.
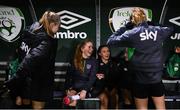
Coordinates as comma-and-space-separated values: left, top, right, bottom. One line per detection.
107, 8, 173, 109
29, 11, 60, 109
6, 11, 60, 109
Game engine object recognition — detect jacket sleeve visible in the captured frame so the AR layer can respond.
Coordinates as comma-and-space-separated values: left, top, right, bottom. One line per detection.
107, 28, 133, 46
84, 60, 97, 91
16, 40, 51, 77
160, 26, 174, 40
107, 22, 135, 47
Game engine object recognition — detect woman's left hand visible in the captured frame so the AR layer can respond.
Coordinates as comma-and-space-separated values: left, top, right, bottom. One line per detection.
79, 90, 87, 99
175, 47, 180, 53
96, 73, 104, 80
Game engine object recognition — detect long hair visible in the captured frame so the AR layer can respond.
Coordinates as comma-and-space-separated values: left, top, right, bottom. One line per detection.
74, 39, 93, 73
131, 7, 147, 26
39, 11, 60, 37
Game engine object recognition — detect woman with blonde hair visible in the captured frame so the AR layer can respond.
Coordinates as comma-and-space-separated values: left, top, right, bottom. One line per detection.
131, 8, 147, 26
6, 10, 60, 109
107, 7, 173, 109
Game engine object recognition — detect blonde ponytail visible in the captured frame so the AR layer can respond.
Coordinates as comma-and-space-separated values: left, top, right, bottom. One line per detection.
39, 11, 60, 37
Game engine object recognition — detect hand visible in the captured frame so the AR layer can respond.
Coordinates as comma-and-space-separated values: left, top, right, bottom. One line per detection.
79, 90, 87, 99
66, 89, 77, 96
16, 96, 22, 105
69, 100, 77, 107
175, 47, 180, 53
125, 21, 134, 29
109, 18, 112, 24
65, 89, 77, 107
96, 73, 104, 80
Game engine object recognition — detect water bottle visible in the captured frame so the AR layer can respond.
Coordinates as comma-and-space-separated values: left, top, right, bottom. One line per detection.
63, 94, 80, 105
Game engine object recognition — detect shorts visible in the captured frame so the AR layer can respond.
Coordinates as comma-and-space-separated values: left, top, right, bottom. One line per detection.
21, 77, 31, 99
133, 81, 165, 99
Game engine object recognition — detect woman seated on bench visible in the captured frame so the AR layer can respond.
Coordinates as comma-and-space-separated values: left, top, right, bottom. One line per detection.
91, 45, 119, 109
64, 39, 97, 107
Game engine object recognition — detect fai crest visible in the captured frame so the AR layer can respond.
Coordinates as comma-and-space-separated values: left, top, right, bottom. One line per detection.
0, 6, 25, 42
108, 7, 152, 32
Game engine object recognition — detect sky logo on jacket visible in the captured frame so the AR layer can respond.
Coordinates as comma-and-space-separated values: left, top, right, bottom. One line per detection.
140, 30, 157, 41
20, 42, 31, 55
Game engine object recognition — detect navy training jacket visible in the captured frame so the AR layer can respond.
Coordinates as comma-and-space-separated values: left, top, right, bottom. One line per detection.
107, 22, 173, 72
65, 57, 97, 92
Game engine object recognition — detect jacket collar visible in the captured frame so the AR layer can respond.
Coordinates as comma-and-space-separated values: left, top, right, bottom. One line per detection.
138, 21, 148, 28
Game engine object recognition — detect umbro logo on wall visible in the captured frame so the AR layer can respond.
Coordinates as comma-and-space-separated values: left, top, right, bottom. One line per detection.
169, 16, 180, 26
57, 10, 91, 30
